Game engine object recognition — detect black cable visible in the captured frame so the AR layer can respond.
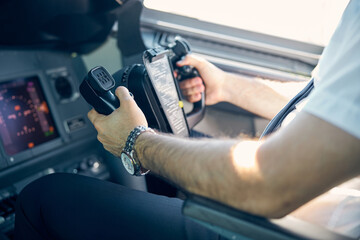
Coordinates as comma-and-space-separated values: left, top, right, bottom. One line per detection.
260, 78, 314, 139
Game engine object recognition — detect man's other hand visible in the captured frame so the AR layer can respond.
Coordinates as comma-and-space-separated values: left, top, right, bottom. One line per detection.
87, 86, 148, 157
177, 54, 226, 105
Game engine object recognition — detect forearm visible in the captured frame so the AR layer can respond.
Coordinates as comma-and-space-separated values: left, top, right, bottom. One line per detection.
137, 133, 234, 196
222, 73, 289, 119
134, 113, 360, 218
135, 132, 277, 217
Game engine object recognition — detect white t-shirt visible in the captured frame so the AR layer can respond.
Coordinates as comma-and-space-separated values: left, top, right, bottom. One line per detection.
290, 2, 360, 237
303, 0, 360, 139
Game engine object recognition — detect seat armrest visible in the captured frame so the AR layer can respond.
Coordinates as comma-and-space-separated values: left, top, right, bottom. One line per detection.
182, 195, 353, 240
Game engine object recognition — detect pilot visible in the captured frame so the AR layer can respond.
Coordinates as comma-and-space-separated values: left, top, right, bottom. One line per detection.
15, 0, 359, 239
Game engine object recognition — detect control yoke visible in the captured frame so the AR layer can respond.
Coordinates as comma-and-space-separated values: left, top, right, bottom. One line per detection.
80, 37, 205, 136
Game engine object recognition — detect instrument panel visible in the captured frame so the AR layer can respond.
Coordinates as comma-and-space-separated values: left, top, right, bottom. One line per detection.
0, 50, 100, 172
0, 75, 59, 156
0, 50, 115, 239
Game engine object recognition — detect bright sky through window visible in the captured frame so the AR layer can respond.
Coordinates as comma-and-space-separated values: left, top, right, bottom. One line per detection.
144, 0, 349, 46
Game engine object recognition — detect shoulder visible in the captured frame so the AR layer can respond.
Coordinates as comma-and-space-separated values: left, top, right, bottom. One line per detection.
303, 0, 360, 139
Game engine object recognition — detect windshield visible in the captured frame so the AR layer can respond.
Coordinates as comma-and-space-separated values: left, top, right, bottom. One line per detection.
144, 0, 349, 46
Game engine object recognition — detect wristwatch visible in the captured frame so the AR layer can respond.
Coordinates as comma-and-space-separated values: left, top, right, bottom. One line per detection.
120, 126, 155, 176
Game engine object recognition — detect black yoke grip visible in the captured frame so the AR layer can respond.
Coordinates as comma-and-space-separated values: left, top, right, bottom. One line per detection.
79, 66, 120, 115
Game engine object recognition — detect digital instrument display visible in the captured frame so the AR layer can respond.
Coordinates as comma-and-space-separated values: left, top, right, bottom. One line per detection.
144, 54, 188, 137
0, 76, 59, 156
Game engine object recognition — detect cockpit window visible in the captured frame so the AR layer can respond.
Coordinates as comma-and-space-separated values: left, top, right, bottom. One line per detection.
144, 0, 349, 46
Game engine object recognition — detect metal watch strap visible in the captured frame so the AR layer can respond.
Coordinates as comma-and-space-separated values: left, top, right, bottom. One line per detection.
123, 126, 149, 154
122, 126, 155, 176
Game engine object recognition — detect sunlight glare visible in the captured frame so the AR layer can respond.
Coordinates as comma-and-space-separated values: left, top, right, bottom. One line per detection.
231, 141, 261, 171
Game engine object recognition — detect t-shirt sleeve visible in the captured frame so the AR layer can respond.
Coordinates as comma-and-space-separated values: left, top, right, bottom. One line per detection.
303, 0, 360, 139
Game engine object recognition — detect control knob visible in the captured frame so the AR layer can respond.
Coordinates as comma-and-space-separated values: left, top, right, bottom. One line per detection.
54, 76, 73, 99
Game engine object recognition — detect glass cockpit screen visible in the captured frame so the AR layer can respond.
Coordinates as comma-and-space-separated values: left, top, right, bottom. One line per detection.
0, 76, 59, 156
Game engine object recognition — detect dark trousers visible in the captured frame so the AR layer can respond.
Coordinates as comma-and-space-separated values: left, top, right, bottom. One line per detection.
14, 173, 218, 240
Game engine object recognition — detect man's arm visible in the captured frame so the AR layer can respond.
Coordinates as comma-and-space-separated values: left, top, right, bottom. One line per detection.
89, 87, 360, 218
221, 73, 290, 119
177, 54, 289, 119
135, 112, 360, 218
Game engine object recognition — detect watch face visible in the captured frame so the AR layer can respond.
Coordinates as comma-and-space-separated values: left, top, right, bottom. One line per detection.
121, 153, 135, 175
